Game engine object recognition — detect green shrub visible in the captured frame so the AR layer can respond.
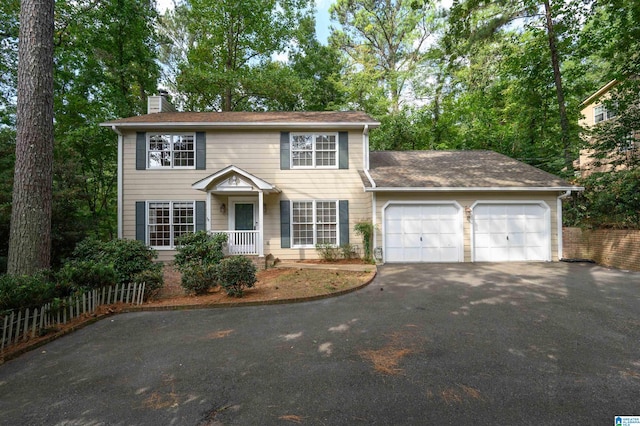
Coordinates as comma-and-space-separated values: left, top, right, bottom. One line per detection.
179, 263, 218, 295
56, 260, 117, 290
72, 237, 158, 285
354, 221, 375, 263
174, 231, 227, 269
340, 243, 359, 259
217, 256, 257, 297
315, 243, 340, 262
0, 272, 57, 312
132, 263, 165, 298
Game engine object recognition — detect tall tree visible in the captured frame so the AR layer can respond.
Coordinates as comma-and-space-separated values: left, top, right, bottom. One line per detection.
163, 0, 314, 111
8, 0, 55, 274
446, 0, 589, 171
330, 0, 439, 114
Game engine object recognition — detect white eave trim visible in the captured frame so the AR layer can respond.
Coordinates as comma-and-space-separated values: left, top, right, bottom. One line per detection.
100, 121, 381, 130
192, 165, 281, 193
365, 186, 585, 192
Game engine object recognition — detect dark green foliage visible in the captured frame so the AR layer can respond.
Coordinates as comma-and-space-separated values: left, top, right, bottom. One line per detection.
354, 221, 375, 263
563, 169, 640, 229
217, 256, 257, 298
0, 272, 57, 312
71, 237, 160, 286
174, 231, 227, 294
174, 231, 227, 269
132, 266, 167, 299
179, 263, 219, 295
55, 260, 117, 290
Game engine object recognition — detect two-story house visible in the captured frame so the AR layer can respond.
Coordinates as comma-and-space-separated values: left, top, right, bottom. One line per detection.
102, 95, 581, 265
576, 79, 639, 177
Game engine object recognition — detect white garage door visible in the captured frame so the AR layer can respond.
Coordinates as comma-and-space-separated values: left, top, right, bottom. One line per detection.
385, 204, 463, 263
472, 203, 550, 262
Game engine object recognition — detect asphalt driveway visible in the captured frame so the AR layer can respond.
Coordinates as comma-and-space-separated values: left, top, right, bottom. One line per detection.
1, 262, 639, 425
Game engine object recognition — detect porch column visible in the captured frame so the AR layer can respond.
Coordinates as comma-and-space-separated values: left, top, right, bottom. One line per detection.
258, 190, 264, 257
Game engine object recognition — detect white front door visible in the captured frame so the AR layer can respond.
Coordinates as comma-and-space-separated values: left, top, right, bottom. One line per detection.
472, 203, 550, 262
384, 203, 463, 263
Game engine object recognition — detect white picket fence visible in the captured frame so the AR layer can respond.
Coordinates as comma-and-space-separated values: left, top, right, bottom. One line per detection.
1, 282, 146, 353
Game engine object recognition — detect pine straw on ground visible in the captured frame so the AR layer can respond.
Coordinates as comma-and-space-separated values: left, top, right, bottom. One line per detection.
1, 265, 375, 363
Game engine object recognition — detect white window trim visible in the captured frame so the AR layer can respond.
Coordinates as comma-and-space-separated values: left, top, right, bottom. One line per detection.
594, 104, 616, 124
147, 133, 196, 170
146, 200, 196, 250
290, 200, 339, 248
290, 132, 339, 169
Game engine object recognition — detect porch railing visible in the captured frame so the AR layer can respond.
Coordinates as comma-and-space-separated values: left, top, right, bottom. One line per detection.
214, 230, 260, 255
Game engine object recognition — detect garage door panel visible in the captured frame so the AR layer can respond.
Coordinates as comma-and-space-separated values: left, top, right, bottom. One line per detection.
385, 204, 462, 263
473, 203, 550, 262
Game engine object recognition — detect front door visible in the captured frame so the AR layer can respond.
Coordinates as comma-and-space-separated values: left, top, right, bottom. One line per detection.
235, 203, 254, 230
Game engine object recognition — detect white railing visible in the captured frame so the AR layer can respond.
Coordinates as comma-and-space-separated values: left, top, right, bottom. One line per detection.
215, 230, 260, 255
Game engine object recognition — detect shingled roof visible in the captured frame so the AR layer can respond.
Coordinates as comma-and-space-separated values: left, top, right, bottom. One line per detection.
102, 111, 379, 128
361, 150, 580, 191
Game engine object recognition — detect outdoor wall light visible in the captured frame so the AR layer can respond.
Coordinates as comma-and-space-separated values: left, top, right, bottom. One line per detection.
465, 206, 472, 220
220, 203, 226, 214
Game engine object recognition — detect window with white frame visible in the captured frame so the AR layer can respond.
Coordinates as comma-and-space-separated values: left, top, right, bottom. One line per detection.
594, 104, 616, 123
291, 133, 337, 168
148, 201, 194, 247
291, 200, 337, 246
148, 134, 195, 168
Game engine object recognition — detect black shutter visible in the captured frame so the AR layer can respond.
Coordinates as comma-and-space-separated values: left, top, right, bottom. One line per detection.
338, 132, 349, 169
339, 200, 349, 245
280, 200, 291, 248
280, 132, 290, 170
195, 201, 206, 231
135, 201, 146, 242
136, 132, 146, 170
196, 132, 206, 170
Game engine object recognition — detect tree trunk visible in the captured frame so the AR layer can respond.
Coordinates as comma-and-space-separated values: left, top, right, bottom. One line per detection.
544, 0, 572, 170
8, 0, 55, 275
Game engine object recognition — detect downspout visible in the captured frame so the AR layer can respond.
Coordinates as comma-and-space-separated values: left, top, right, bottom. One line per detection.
112, 125, 124, 239
362, 124, 378, 259
557, 190, 572, 260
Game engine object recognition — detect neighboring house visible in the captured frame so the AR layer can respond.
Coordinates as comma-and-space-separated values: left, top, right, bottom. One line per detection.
576, 80, 638, 177
102, 96, 581, 264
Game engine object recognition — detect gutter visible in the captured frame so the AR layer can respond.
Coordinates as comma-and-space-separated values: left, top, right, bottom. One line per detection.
364, 186, 585, 192
111, 125, 124, 239
99, 121, 381, 130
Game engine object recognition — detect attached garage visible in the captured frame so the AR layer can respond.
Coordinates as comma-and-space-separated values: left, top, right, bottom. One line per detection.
362, 151, 584, 263
384, 203, 463, 262
472, 202, 551, 262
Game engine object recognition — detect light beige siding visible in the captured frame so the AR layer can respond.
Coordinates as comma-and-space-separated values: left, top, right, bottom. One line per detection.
372, 192, 562, 262
121, 129, 370, 262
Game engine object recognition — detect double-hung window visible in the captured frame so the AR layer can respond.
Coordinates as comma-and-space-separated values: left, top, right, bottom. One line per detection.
148, 134, 195, 168
291, 201, 337, 247
291, 133, 337, 168
147, 201, 195, 248
594, 104, 616, 124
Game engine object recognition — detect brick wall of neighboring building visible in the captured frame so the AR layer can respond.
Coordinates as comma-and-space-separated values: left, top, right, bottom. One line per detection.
563, 227, 640, 271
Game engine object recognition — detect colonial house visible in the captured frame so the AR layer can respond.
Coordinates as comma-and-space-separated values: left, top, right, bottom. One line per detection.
102, 95, 582, 265
576, 79, 639, 177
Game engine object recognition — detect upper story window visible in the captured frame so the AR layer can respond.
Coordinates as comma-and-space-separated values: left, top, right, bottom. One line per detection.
594, 104, 616, 124
148, 134, 195, 168
291, 133, 337, 168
